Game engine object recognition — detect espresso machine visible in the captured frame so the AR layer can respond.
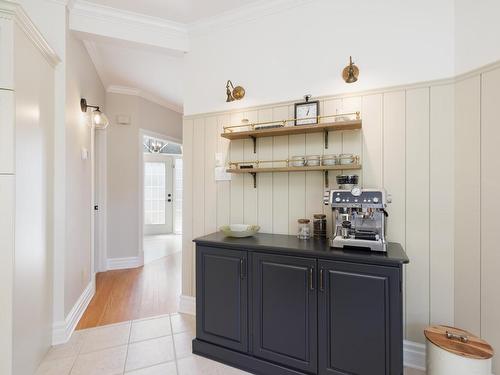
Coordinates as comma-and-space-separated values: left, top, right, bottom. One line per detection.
329, 187, 389, 252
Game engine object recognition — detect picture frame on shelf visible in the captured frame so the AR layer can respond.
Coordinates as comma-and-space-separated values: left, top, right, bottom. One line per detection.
294, 98, 319, 126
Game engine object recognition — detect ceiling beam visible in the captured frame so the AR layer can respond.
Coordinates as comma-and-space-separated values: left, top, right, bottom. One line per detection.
69, 0, 189, 53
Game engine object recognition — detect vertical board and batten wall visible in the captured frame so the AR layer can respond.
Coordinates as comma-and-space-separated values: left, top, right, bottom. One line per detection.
183, 81, 456, 345
454, 64, 500, 374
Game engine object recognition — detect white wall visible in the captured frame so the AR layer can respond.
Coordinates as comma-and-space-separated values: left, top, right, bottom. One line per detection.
12, 22, 55, 375
63, 29, 105, 316
184, 0, 454, 115
455, 0, 500, 74
105, 92, 182, 262
182, 79, 455, 345
455, 64, 500, 374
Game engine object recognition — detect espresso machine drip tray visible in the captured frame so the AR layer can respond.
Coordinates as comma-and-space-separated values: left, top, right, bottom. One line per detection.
330, 236, 386, 252
353, 231, 379, 241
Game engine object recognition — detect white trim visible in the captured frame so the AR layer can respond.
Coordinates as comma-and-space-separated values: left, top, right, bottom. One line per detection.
0, 0, 60, 67
106, 255, 144, 271
52, 278, 96, 345
69, 0, 189, 52
404, 340, 426, 371
107, 85, 183, 114
178, 295, 195, 316
183, 59, 500, 120
188, 0, 313, 36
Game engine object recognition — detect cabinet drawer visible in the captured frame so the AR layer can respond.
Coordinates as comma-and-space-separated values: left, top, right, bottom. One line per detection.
0, 90, 14, 173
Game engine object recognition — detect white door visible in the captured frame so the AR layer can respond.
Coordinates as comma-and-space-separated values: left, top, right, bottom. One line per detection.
174, 158, 183, 234
144, 158, 173, 235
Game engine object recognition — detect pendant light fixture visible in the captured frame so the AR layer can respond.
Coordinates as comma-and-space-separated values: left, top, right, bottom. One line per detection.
225, 80, 246, 102
342, 56, 359, 84
80, 98, 110, 129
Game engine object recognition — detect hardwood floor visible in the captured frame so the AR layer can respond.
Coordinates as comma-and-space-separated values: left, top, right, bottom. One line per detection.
76, 251, 181, 330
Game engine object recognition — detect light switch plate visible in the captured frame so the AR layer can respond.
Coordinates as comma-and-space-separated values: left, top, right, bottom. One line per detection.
81, 148, 89, 160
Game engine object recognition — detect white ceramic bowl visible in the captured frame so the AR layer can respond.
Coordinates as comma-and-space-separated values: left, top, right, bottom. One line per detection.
220, 224, 260, 238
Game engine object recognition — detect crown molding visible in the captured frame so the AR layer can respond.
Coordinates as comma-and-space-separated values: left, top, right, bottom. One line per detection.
107, 85, 183, 114
188, 0, 314, 36
0, 0, 61, 67
70, 0, 189, 52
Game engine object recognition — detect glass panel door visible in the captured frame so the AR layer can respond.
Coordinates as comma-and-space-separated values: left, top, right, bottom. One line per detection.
144, 162, 166, 225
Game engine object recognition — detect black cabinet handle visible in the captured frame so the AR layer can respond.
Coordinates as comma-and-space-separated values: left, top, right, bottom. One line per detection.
309, 268, 314, 290
240, 259, 245, 279
320, 269, 325, 292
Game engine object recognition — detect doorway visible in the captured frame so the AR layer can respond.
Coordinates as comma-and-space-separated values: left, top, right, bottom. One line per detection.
142, 134, 182, 265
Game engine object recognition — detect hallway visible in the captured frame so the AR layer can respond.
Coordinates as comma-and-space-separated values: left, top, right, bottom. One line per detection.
77, 251, 181, 330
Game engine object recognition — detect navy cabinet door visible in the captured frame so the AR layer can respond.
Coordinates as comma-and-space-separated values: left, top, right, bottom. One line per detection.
318, 260, 403, 375
252, 253, 317, 373
196, 246, 248, 353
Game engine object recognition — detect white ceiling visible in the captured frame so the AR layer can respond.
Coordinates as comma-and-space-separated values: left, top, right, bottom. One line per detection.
84, 37, 185, 112
83, 0, 261, 23
72, 0, 295, 113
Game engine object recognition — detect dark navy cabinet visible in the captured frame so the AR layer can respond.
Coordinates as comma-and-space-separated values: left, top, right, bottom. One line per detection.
252, 253, 317, 373
318, 260, 402, 375
196, 246, 248, 353
193, 233, 408, 375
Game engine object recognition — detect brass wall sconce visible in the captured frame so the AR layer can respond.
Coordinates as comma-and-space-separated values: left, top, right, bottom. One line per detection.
226, 80, 246, 102
342, 56, 359, 84
81, 98, 109, 129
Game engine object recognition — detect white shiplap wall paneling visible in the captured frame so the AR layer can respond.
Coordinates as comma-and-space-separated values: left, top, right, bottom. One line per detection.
341, 97, 364, 187
383, 91, 407, 339
361, 94, 383, 189
272, 106, 290, 234
257, 108, 274, 233
204, 117, 218, 235
216, 115, 231, 228
481, 67, 500, 375
243, 111, 258, 225
429, 84, 455, 327
288, 132, 306, 234
454, 76, 481, 335
405, 88, 430, 343
192, 118, 206, 239
229, 112, 245, 224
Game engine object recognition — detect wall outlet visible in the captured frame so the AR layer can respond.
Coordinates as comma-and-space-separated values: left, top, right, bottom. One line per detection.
81, 148, 89, 160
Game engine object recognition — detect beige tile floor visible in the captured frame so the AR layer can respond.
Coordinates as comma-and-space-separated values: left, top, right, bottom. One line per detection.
37, 313, 426, 375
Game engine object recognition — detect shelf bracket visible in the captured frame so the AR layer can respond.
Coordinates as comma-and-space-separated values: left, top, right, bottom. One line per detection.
251, 172, 257, 188
250, 136, 257, 153
324, 170, 329, 188
324, 130, 329, 149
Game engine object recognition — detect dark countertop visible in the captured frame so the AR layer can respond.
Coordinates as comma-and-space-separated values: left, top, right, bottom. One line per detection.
194, 232, 409, 267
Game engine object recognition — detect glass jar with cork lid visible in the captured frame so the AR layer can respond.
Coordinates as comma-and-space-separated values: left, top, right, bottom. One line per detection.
297, 219, 311, 240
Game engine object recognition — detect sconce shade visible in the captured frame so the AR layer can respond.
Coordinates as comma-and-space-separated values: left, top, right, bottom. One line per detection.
81, 97, 109, 129
92, 109, 109, 129
225, 80, 245, 102
342, 56, 359, 84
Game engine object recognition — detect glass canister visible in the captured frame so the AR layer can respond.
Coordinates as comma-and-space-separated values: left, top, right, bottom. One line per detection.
313, 214, 327, 239
297, 219, 311, 240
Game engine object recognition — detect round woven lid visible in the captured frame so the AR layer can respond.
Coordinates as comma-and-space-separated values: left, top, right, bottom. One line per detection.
424, 325, 493, 360
313, 214, 326, 219
297, 219, 310, 224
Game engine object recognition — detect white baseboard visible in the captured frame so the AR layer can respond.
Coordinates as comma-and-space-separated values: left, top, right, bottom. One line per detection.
178, 294, 195, 315
106, 256, 143, 271
404, 340, 426, 371
52, 279, 95, 345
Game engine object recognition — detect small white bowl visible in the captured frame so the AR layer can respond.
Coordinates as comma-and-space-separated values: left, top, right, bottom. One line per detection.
220, 224, 260, 238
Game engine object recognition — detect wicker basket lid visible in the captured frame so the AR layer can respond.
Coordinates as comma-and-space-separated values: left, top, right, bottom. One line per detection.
424, 325, 493, 360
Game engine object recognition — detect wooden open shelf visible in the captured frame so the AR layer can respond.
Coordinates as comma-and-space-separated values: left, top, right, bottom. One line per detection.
226, 164, 361, 174
226, 164, 362, 188
221, 119, 362, 141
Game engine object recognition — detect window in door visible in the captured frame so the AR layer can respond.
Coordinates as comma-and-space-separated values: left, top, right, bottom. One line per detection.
144, 162, 166, 225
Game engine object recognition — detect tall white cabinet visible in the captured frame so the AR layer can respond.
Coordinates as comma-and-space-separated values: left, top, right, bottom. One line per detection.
0, 4, 58, 375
